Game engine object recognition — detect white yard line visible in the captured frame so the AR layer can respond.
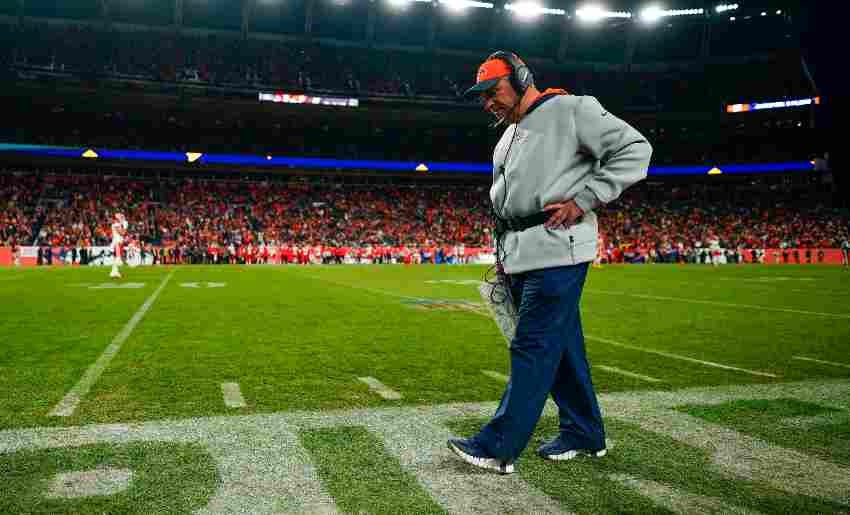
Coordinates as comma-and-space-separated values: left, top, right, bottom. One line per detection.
780, 411, 850, 429
481, 370, 509, 383
357, 377, 403, 400
49, 271, 175, 417
586, 335, 779, 378
596, 365, 663, 383
609, 473, 762, 514
792, 356, 850, 369
221, 383, 247, 409
3, 380, 849, 512
586, 289, 850, 319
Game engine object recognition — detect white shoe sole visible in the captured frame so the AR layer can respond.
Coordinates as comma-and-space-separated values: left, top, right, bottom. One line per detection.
542, 448, 607, 461
447, 441, 515, 474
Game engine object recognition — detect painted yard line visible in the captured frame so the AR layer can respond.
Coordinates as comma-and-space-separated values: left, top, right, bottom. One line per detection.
596, 365, 663, 383
46, 468, 133, 499
585, 289, 850, 319
3, 380, 849, 511
793, 356, 850, 369
304, 274, 491, 318
609, 473, 762, 514
221, 383, 247, 409
357, 376, 403, 400
49, 271, 175, 417
586, 335, 779, 378
481, 370, 509, 383
607, 405, 850, 505
780, 411, 850, 429
361, 410, 571, 514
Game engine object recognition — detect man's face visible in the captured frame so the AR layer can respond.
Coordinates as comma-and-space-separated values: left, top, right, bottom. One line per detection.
480, 78, 519, 121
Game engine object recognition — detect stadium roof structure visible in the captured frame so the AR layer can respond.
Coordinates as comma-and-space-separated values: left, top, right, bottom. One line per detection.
0, 0, 805, 64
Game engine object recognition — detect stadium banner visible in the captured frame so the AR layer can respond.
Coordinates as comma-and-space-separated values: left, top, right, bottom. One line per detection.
1, 248, 843, 266
741, 248, 845, 265
3, 246, 152, 267
0, 143, 815, 176
725, 96, 821, 113
258, 91, 359, 108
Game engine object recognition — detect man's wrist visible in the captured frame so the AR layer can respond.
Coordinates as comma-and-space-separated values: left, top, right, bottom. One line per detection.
573, 188, 599, 214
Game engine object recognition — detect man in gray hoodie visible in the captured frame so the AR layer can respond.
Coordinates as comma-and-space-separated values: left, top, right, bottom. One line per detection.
447, 51, 652, 474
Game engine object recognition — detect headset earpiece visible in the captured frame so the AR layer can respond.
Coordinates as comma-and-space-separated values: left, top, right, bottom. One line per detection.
486, 51, 534, 96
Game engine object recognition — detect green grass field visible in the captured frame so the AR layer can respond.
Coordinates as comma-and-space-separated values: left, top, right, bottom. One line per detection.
0, 264, 848, 514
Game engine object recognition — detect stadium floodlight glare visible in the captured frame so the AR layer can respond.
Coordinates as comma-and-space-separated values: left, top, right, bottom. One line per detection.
775, 9, 781, 14
505, 2, 566, 18
440, 0, 494, 10
663, 8, 703, 16
575, 5, 631, 22
714, 3, 738, 13
640, 5, 703, 22
639, 4, 664, 23
386, 0, 431, 8
576, 4, 606, 22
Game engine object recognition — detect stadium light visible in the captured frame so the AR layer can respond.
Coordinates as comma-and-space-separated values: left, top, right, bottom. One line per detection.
386, 0, 432, 8
575, 4, 631, 22
639, 4, 664, 23
505, 2, 566, 18
640, 5, 703, 23
440, 0, 494, 10
576, 4, 605, 22
715, 3, 738, 13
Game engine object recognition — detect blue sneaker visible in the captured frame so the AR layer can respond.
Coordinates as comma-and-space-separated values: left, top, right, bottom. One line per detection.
447, 438, 515, 474
537, 435, 607, 461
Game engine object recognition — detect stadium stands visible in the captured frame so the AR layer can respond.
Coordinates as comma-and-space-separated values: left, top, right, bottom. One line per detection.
1, 21, 811, 106
2, 168, 846, 264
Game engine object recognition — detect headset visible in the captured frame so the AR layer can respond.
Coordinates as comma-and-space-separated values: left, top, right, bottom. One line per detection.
484, 51, 534, 128
487, 50, 534, 98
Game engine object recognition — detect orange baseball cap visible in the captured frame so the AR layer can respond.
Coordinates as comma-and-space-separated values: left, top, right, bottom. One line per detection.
463, 58, 512, 98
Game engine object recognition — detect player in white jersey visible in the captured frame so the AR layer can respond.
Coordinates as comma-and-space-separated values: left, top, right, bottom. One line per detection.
110, 213, 128, 278
593, 235, 605, 268
708, 235, 721, 267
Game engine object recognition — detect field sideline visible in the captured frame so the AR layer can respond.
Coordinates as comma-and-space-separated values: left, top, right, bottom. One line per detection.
1, 264, 848, 514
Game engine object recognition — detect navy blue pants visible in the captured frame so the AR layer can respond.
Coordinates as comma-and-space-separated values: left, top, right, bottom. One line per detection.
476, 262, 605, 461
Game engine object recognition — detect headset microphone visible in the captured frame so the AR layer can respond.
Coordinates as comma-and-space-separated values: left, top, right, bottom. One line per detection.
487, 97, 521, 129
489, 114, 507, 129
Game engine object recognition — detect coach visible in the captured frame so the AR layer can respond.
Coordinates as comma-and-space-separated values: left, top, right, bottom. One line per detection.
448, 51, 652, 473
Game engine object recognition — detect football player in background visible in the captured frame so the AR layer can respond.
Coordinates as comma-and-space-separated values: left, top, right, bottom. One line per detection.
110, 212, 128, 278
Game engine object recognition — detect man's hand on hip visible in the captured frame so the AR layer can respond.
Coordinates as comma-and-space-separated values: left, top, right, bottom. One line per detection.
543, 200, 584, 229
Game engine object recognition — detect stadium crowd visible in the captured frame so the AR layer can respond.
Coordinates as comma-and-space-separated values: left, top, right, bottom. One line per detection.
1, 168, 847, 265
597, 192, 849, 264
2, 22, 810, 107
1, 22, 818, 166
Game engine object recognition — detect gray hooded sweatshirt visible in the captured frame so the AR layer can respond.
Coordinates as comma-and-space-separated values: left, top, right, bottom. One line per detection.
490, 94, 653, 274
